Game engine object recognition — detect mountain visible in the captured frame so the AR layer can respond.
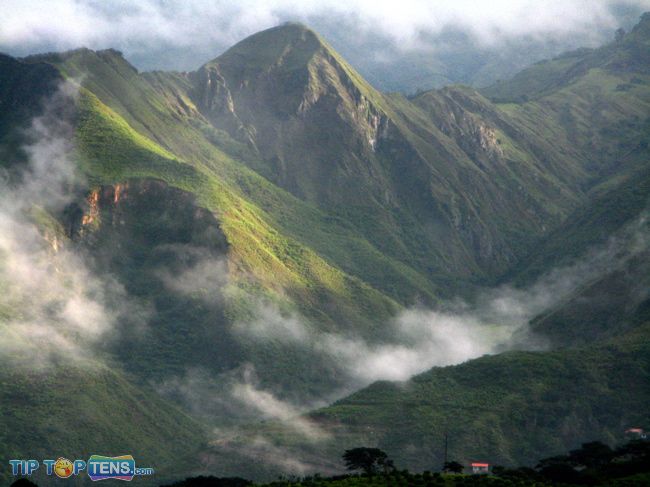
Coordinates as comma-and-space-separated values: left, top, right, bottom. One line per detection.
188, 18, 650, 477
0, 13, 649, 483
207, 325, 648, 478
317, 324, 650, 468
145, 23, 638, 287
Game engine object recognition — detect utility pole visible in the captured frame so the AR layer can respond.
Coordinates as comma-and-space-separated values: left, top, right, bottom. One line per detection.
444, 431, 448, 466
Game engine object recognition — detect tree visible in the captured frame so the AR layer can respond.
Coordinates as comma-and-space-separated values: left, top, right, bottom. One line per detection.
160, 476, 251, 487
569, 441, 614, 469
378, 457, 396, 474
536, 454, 570, 470
443, 461, 464, 474
538, 463, 583, 484
342, 447, 391, 476
11, 480, 39, 487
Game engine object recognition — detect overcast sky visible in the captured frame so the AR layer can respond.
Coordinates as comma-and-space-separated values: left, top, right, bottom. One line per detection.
2, 1, 649, 74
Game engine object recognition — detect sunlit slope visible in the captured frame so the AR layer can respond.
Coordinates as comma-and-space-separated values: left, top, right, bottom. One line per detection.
1, 13, 649, 482
161, 20, 646, 287
191, 17, 650, 476
31, 46, 441, 307
72, 89, 409, 388
483, 13, 650, 103
34, 18, 650, 298
182, 23, 590, 283
482, 13, 650, 190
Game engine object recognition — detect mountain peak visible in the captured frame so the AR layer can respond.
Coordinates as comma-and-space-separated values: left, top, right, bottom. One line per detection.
206, 22, 325, 73
192, 21, 381, 127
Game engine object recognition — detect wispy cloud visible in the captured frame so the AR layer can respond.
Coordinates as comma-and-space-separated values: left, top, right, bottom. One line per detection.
156, 245, 229, 300
234, 209, 650, 387
209, 432, 339, 476
231, 364, 329, 441
0, 81, 146, 368
157, 364, 328, 441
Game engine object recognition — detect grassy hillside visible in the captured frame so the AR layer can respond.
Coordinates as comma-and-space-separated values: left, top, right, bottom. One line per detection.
482, 13, 650, 103
206, 326, 650, 480
25, 18, 650, 301
46, 88, 420, 413
510, 166, 650, 347
481, 14, 650, 199
0, 362, 205, 486
176, 21, 649, 288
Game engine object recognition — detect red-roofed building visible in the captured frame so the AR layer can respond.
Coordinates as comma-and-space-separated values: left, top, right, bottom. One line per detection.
625, 428, 647, 439
471, 463, 490, 474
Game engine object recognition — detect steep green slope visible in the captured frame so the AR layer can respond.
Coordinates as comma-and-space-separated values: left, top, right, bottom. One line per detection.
318, 326, 649, 467
0, 54, 210, 486
31, 18, 650, 301
68, 89, 409, 398
0, 54, 61, 168
166, 20, 647, 288
293, 32, 650, 468
507, 165, 650, 286
187, 16, 650, 466
33, 46, 441, 308
178, 23, 588, 283
509, 166, 650, 347
0, 362, 205, 486
0, 47, 445, 468
530, 251, 650, 347
482, 14, 650, 190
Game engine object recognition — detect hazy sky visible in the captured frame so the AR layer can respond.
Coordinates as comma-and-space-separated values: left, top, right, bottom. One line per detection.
2, 0, 649, 73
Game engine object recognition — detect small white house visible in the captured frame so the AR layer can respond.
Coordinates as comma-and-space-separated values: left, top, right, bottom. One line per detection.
471, 463, 490, 474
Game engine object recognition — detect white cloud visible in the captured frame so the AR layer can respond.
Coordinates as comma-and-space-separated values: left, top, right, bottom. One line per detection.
234, 209, 649, 387
0, 81, 147, 368
156, 245, 229, 299
231, 365, 329, 441
156, 364, 329, 442
1, 0, 648, 70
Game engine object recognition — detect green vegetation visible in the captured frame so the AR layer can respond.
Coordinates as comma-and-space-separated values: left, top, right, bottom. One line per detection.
342, 448, 393, 476
309, 326, 650, 470
15, 440, 650, 486
0, 362, 205, 486
204, 325, 650, 478
1, 12, 650, 484
162, 439, 650, 486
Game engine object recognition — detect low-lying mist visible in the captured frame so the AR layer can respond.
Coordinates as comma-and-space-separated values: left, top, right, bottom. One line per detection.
0, 81, 148, 369
158, 205, 650, 470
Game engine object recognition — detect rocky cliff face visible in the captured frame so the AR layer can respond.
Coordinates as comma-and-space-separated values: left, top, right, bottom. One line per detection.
175, 24, 593, 283
62, 179, 235, 380
187, 24, 392, 205
72, 179, 227, 250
